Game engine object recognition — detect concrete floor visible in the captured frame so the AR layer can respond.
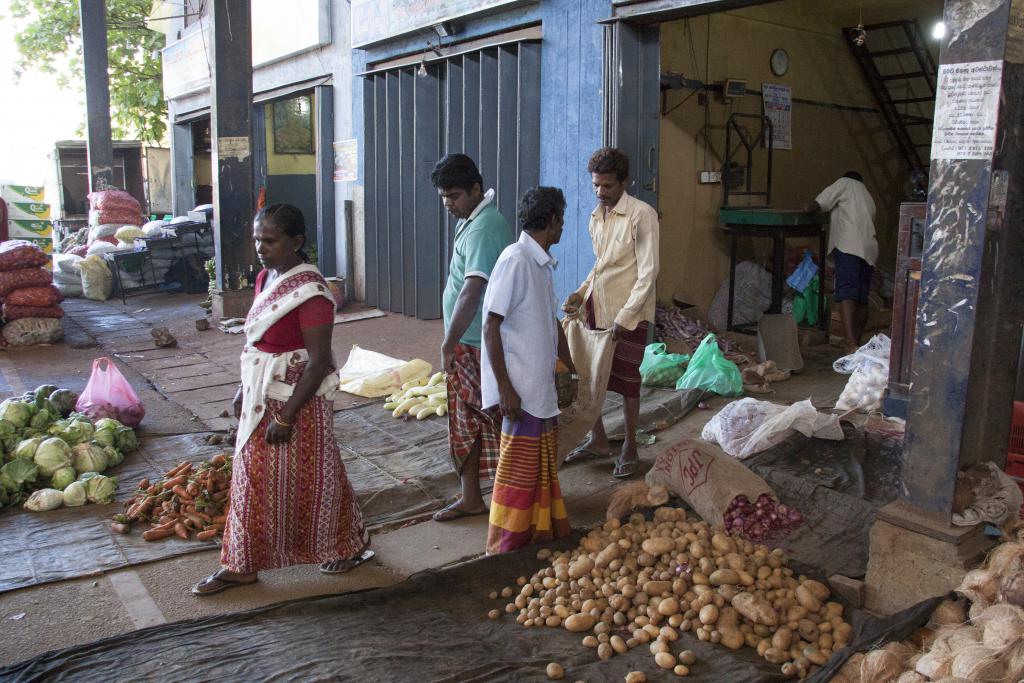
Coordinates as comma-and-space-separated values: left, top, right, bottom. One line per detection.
0, 293, 851, 668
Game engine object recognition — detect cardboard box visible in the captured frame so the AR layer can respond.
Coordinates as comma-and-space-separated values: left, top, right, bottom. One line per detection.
8, 219, 54, 240
1, 184, 45, 203
7, 201, 51, 221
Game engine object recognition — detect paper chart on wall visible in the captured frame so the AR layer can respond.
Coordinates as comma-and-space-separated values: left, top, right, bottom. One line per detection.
931, 60, 1003, 160
761, 83, 792, 150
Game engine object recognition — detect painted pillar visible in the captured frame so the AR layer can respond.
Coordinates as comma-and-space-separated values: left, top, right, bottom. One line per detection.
210, 0, 255, 290
902, 0, 1024, 517
79, 0, 114, 193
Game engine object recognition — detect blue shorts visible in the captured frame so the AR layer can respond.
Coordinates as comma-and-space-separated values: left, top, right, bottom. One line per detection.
832, 249, 873, 304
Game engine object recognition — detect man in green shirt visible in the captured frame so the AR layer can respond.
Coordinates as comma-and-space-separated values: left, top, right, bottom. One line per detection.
431, 154, 513, 521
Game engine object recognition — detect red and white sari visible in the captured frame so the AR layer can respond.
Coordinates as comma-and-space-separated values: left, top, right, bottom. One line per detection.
221, 264, 368, 574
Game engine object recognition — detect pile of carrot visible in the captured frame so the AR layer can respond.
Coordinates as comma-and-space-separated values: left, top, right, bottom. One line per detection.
111, 452, 233, 541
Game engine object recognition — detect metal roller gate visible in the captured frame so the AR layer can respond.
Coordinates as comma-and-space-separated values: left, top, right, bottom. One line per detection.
363, 39, 541, 319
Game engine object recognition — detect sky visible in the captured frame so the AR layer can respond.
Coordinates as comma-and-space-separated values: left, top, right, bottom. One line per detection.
0, 13, 85, 186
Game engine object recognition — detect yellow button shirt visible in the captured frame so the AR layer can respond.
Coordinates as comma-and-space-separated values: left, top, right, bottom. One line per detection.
575, 192, 660, 331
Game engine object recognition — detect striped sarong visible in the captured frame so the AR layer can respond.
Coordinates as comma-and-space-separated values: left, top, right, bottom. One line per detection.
486, 411, 571, 554
586, 296, 649, 399
447, 344, 501, 480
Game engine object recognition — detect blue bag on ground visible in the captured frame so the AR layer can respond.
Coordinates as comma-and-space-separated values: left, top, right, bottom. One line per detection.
639, 343, 690, 387
675, 334, 743, 396
786, 249, 819, 293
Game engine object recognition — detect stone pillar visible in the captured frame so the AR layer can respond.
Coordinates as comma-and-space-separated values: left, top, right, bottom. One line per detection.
79, 0, 114, 193
865, 0, 1024, 613
210, 0, 254, 298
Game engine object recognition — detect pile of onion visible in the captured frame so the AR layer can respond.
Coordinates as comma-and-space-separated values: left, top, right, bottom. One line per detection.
723, 494, 803, 543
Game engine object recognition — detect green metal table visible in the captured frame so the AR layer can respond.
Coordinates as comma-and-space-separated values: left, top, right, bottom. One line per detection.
719, 207, 829, 332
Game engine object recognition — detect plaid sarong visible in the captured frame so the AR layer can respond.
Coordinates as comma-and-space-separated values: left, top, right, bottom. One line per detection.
586, 296, 649, 399
447, 343, 501, 480
486, 411, 571, 554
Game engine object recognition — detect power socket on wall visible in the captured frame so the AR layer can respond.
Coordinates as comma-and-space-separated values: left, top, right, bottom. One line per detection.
699, 171, 722, 184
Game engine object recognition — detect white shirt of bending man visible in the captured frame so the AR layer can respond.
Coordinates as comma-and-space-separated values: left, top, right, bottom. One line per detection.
814, 176, 878, 266
480, 231, 560, 419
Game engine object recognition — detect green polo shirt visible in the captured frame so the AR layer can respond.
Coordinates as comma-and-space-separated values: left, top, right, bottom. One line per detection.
442, 201, 512, 349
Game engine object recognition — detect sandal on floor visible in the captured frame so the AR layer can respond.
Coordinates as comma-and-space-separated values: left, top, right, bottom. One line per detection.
191, 570, 258, 596
320, 548, 376, 575
564, 445, 611, 465
432, 501, 488, 522
612, 456, 639, 480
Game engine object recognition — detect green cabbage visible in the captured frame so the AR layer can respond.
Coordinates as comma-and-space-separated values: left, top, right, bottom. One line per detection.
33, 437, 72, 476
85, 474, 118, 504
72, 443, 108, 474
13, 437, 43, 460
92, 424, 117, 448
0, 400, 33, 429
47, 389, 79, 418
0, 420, 17, 453
62, 480, 87, 506
24, 488, 64, 512
115, 426, 138, 454
50, 466, 77, 491
29, 407, 58, 431
48, 418, 94, 446
102, 446, 124, 468
1, 459, 38, 492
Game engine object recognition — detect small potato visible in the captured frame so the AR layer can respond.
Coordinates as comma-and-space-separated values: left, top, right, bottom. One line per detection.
546, 662, 564, 680
546, 615, 562, 627
655, 651, 676, 669
516, 576, 528, 586
501, 587, 514, 598
625, 672, 647, 683
699, 604, 719, 625
582, 635, 599, 648
650, 638, 670, 655
659, 626, 678, 641
610, 635, 628, 654
673, 664, 690, 677
537, 548, 552, 561
489, 591, 498, 600
597, 643, 613, 660
488, 609, 501, 620
763, 647, 789, 664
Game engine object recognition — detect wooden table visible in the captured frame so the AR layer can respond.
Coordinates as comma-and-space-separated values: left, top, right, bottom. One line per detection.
719, 207, 828, 332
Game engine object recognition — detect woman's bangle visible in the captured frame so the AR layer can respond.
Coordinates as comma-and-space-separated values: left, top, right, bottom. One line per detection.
273, 416, 294, 428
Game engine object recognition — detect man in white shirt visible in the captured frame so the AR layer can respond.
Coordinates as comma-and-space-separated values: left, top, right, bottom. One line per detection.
807, 171, 879, 352
481, 186, 576, 554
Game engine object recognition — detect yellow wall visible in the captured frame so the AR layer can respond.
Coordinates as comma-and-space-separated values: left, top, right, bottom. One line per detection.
658, 0, 911, 311
265, 95, 317, 176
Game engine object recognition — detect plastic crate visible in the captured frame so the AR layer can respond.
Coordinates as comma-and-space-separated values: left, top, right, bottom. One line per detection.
1013, 476, 1024, 520
1008, 452, 1024, 479
1010, 401, 1024, 455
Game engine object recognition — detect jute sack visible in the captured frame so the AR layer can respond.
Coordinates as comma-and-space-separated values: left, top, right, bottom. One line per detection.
557, 316, 616, 467
644, 438, 774, 527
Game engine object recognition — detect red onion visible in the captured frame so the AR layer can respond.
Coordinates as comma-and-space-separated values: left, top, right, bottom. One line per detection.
723, 493, 803, 542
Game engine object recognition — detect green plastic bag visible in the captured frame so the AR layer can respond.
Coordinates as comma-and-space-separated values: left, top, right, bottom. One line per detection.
639, 343, 690, 387
675, 334, 743, 397
792, 275, 820, 326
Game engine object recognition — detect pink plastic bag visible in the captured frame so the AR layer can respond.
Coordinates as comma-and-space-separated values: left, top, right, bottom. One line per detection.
75, 357, 146, 427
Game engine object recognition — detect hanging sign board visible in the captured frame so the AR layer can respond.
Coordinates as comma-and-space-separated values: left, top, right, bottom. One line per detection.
333, 140, 358, 182
761, 83, 792, 150
351, 0, 521, 48
931, 61, 1003, 160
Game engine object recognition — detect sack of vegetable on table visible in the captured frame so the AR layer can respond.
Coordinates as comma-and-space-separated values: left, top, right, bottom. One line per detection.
0, 384, 139, 512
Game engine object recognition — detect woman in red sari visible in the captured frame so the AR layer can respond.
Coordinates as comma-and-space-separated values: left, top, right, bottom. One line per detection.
192, 204, 371, 595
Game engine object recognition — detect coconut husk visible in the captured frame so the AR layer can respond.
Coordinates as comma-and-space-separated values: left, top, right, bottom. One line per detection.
986, 541, 1024, 577
975, 604, 1024, 652
860, 649, 903, 683
958, 567, 1000, 607
837, 652, 865, 682
915, 626, 959, 680
882, 640, 918, 669
950, 644, 1006, 681
894, 672, 926, 683
604, 482, 668, 521
931, 598, 969, 628
1001, 568, 1024, 607
1003, 640, 1024, 682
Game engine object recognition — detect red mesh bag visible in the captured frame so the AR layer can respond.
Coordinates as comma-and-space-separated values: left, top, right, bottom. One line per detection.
5, 285, 64, 307
0, 240, 48, 271
68, 245, 89, 257
0, 268, 52, 298
88, 189, 141, 212
3, 304, 64, 321
95, 210, 143, 226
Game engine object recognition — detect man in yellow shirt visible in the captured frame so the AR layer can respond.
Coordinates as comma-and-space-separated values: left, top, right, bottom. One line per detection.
563, 148, 660, 479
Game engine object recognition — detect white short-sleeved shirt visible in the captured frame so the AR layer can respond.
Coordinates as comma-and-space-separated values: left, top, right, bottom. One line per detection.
481, 231, 560, 419
815, 177, 879, 265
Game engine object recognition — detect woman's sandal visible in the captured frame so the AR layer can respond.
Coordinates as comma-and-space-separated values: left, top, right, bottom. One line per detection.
191, 570, 258, 596
320, 548, 376, 575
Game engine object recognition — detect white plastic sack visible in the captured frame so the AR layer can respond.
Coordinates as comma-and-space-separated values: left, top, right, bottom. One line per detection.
835, 365, 888, 413
87, 223, 120, 244
142, 223, 166, 237
52, 268, 81, 285
833, 334, 891, 374
53, 253, 83, 275
701, 397, 844, 459
170, 216, 191, 224
3, 317, 64, 346
76, 255, 113, 302
55, 281, 83, 298
86, 241, 120, 257
336, 345, 431, 398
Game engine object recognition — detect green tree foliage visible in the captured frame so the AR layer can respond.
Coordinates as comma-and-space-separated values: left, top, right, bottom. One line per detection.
7, 0, 166, 144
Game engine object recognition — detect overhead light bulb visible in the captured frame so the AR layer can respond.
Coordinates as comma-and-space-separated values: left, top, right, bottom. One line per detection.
932, 21, 947, 39
417, 61, 427, 78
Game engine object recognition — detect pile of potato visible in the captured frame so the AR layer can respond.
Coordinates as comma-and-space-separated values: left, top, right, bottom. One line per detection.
488, 507, 852, 679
